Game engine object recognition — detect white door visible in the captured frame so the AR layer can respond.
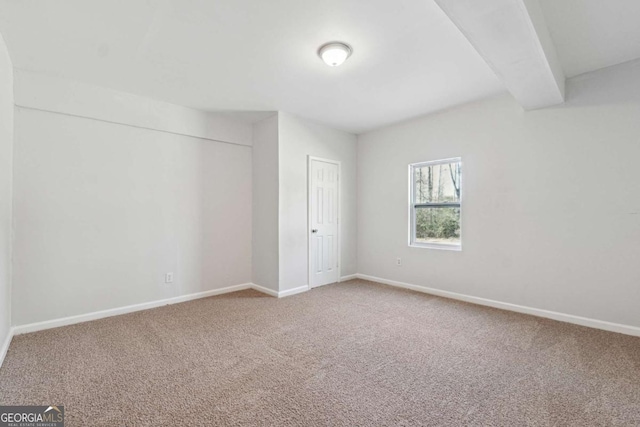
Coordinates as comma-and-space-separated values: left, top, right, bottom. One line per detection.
309, 158, 340, 288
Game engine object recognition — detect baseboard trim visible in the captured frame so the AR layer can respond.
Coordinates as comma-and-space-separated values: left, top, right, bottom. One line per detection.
250, 283, 279, 297
356, 274, 640, 337
0, 328, 14, 369
9, 281, 311, 341
13, 283, 254, 336
11, 273, 633, 366
278, 285, 309, 298
251, 283, 309, 298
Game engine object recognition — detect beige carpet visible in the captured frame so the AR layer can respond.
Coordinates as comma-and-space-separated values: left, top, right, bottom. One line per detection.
1, 279, 639, 426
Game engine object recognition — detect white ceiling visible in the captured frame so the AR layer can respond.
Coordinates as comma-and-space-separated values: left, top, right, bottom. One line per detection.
0, 0, 505, 134
539, 0, 640, 77
2, 1, 637, 132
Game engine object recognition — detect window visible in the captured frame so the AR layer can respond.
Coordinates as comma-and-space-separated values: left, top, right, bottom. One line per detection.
410, 158, 462, 250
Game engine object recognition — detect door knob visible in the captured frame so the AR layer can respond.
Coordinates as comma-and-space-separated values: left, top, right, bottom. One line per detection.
311, 229, 318, 233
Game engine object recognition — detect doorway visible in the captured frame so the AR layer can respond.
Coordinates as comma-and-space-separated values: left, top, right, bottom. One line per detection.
308, 156, 340, 288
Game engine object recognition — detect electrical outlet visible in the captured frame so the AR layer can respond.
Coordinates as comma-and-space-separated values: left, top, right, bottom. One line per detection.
165, 272, 174, 283
396, 258, 402, 266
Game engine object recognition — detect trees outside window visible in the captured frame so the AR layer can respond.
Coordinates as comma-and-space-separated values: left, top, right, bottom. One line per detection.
410, 158, 461, 249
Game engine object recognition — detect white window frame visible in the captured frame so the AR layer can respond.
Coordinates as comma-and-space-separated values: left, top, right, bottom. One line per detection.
409, 157, 462, 251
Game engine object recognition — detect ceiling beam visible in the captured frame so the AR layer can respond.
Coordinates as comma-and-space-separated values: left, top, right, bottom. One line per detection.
434, 0, 565, 110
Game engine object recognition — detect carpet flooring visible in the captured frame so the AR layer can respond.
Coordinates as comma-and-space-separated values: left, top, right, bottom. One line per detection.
1, 279, 639, 426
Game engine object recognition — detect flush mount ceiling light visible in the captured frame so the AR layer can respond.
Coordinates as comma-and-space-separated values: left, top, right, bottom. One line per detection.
318, 42, 353, 67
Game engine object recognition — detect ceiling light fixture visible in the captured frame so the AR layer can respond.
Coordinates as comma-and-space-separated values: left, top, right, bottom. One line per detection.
318, 42, 352, 67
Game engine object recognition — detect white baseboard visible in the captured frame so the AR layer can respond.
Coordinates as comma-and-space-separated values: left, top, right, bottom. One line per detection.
339, 274, 358, 282
250, 283, 279, 297
278, 285, 309, 298
251, 283, 308, 298
9, 281, 309, 343
356, 274, 640, 337
10, 273, 633, 368
13, 283, 254, 336
0, 327, 14, 370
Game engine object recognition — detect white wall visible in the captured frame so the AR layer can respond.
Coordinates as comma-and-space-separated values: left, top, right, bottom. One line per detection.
14, 70, 253, 146
278, 112, 358, 291
12, 75, 253, 325
358, 58, 640, 328
0, 33, 13, 350
252, 114, 279, 291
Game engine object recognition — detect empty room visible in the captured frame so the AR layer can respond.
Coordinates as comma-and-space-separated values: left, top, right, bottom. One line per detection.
1, 0, 639, 425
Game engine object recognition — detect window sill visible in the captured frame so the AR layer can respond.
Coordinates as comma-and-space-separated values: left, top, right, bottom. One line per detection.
409, 243, 462, 252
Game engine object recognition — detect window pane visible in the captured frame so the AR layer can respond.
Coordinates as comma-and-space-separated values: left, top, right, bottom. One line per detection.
413, 162, 461, 204
415, 207, 460, 245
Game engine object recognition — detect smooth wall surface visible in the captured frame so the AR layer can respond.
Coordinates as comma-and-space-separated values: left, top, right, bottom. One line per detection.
14, 70, 254, 146
358, 58, 640, 328
278, 112, 357, 292
252, 114, 279, 291
0, 33, 13, 345
12, 107, 252, 325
